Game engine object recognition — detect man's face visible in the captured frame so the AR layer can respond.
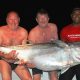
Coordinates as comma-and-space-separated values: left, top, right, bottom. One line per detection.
6, 12, 20, 30
71, 10, 80, 24
36, 13, 49, 28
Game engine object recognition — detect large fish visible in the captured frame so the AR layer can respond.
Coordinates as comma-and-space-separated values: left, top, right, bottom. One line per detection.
0, 40, 80, 72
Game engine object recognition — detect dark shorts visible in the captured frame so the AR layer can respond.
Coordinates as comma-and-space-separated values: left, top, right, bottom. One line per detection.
9, 63, 18, 70
59, 64, 80, 80
32, 68, 43, 75
0, 57, 18, 70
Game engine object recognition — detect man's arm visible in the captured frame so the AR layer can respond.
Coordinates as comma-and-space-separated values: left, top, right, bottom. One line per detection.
60, 28, 68, 42
49, 23, 58, 40
21, 28, 28, 45
28, 29, 37, 44
0, 30, 4, 57
0, 29, 18, 60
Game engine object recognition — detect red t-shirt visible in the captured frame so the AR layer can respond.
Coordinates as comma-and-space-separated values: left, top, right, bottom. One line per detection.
60, 24, 80, 42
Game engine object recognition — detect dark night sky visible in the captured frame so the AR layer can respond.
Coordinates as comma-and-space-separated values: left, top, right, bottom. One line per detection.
0, 0, 80, 33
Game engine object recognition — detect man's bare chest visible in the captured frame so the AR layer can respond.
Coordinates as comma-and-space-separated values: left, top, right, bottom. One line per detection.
2, 33, 23, 45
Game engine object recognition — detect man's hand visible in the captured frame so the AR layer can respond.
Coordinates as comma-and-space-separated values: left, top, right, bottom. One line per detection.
18, 59, 27, 65
26, 63, 36, 68
18, 59, 35, 68
3, 50, 18, 60
0, 51, 4, 57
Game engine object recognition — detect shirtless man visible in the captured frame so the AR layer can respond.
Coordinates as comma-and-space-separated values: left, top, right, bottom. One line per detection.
0, 11, 32, 80
28, 9, 58, 80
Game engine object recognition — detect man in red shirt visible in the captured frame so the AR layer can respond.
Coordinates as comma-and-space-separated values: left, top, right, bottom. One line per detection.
28, 9, 58, 80
59, 8, 80, 80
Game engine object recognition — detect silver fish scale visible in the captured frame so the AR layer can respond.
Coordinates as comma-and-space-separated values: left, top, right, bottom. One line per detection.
1, 40, 80, 72
31, 43, 68, 51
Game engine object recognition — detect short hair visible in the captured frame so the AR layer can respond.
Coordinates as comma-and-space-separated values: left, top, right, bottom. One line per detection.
71, 8, 80, 14
36, 9, 49, 18
7, 11, 19, 18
